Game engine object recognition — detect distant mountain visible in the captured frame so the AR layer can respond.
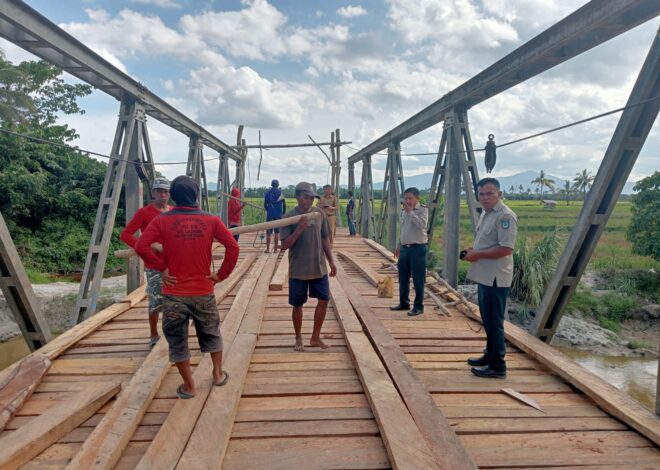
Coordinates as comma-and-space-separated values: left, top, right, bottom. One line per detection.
373, 170, 638, 194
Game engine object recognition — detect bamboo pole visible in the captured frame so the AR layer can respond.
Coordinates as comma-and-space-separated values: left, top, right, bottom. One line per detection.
219, 191, 264, 210
114, 212, 321, 259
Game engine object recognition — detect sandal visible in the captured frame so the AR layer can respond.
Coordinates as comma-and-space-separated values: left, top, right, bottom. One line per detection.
214, 371, 230, 387
176, 384, 195, 399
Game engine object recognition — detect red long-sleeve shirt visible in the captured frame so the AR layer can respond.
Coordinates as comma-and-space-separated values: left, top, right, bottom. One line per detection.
135, 207, 240, 296
120, 204, 172, 269
228, 188, 242, 226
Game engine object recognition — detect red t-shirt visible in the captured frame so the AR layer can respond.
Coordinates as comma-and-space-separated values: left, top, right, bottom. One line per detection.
228, 199, 241, 225
120, 204, 171, 269
135, 207, 239, 296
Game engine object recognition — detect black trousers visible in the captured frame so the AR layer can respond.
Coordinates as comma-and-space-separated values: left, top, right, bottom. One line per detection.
398, 244, 427, 309
477, 283, 509, 370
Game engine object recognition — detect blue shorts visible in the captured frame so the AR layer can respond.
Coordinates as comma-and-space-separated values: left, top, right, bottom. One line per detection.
289, 275, 330, 306
266, 215, 281, 235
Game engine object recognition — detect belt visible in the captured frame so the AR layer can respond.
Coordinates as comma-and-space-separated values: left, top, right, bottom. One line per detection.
326, 214, 336, 217
401, 243, 427, 248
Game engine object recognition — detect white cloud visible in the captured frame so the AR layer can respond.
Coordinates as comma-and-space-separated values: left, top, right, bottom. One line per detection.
337, 5, 367, 18
130, 0, 182, 8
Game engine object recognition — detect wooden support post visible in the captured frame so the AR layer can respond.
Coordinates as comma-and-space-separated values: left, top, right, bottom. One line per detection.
443, 111, 462, 287
334, 128, 343, 227
0, 212, 52, 350
532, 30, 660, 342
73, 97, 144, 323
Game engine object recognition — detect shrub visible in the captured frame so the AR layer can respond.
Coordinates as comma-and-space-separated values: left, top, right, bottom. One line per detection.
511, 229, 562, 306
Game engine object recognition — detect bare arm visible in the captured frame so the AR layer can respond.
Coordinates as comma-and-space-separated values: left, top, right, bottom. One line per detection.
322, 237, 337, 277
280, 217, 308, 251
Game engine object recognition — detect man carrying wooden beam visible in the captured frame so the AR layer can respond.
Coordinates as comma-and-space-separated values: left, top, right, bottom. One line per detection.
463, 177, 518, 379
120, 177, 172, 347
135, 176, 239, 398
280, 182, 337, 351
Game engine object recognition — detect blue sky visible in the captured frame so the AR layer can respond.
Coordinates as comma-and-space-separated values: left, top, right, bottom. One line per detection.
2, 0, 658, 188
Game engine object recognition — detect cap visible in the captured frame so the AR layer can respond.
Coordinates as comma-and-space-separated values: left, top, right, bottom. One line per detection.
152, 177, 170, 190
295, 181, 320, 199
271, 179, 279, 187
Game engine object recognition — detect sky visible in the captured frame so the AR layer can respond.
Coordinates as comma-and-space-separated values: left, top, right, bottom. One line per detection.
1, 0, 658, 189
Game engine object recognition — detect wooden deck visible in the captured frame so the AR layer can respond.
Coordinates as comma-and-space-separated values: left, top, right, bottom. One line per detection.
1, 231, 659, 469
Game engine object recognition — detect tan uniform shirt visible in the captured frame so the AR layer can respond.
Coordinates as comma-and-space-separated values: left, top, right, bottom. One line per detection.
280, 207, 330, 280
399, 203, 428, 245
467, 200, 518, 288
318, 195, 338, 217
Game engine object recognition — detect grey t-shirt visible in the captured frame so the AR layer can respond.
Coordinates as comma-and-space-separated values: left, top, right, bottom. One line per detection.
467, 200, 518, 288
280, 206, 330, 280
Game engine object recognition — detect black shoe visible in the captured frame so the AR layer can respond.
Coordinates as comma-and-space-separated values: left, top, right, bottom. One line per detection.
407, 307, 424, 316
390, 304, 410, 311
467, 355, 489, 367
471, 365, 506, 379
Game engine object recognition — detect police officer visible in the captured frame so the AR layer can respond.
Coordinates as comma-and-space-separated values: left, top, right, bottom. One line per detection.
463, 177, 518, 378
390, 187, 428, 316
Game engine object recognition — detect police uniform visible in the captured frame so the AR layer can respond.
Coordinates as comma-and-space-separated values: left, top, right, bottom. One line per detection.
397, 202, 428, 313
467, 200, 518, 372
318, 194, 338, 242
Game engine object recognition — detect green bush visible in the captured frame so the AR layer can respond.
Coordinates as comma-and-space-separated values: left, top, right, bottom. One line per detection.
511, 229, 562, 307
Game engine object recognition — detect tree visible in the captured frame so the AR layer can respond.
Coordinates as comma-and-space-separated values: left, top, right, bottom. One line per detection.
509, 185, 515, 194
531, 169, 555, 199
518, 184, 524, 194
572, 169, 594, 200
627, 172, 660, 261
563, 180, 571, 205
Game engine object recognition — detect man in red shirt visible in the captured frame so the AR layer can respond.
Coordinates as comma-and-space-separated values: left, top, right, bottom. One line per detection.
227, 186, 245, 241
120, 177, 172, 347
136, 176, 239, 399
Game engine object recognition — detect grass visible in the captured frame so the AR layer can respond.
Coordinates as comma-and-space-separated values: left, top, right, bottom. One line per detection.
26, 268, 58, 284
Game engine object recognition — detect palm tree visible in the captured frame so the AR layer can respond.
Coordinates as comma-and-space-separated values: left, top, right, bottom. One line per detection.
563, 180, 571, 205
518, 184, 524, 194
531, 169, 555, 199
509, 185, 515, 194
572, 169, 595, 200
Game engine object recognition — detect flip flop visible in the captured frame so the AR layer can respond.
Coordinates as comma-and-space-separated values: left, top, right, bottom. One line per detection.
176, 384, 195, 399
148, 336, 160, 348
214, 371, 229, 387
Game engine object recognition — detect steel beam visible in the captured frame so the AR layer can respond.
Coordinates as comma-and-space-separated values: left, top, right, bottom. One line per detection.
442, 111, 462, 287
217, 152, 230, 223
532, 29, 660, 342
359, 155, 374, 238
0, 212, 52, 350
0, 0, 242, 162
73, 97, 143, 323
348, 0, 660, 165
386, 141, 402, 251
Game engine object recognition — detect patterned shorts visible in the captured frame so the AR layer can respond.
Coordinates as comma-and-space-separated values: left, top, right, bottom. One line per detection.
162, 294, 223, 363
146, 269, 164, 314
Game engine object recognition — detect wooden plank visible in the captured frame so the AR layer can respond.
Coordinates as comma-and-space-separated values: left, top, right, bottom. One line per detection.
363, 238, 396, 262
329, 275, 363, 333
337, 250, 382, 287
345, 333, 439, 469
230, 419, 379, 438
67, 339, 170, 470
457, 301, 660, 446
137, 254, 274, 470
335, 260, 477, 470
0, 381, 120, 470
269, 252, 288, 291
0, 354, 50, 431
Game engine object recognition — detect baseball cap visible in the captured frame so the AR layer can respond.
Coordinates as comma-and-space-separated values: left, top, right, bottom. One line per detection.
271, 179, 279, 187
152, 177, 170, 190
295, 181, 320, 198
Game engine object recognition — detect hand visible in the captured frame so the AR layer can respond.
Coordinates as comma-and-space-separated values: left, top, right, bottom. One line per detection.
151, 242, 163, 253
329, 262, 337, 277
297, 215, 309, 231
403, 203, 414, 213
162, 268, 177, 286
207, 272, 222, 284
394, 247, 400, 258
463, 249, 479, 262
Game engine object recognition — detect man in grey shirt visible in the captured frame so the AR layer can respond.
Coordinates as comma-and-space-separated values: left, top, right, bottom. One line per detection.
390, 187, 429, 316
464, 177, 518, 378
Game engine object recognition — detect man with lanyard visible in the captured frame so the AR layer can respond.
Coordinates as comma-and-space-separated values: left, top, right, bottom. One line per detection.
120, 176, 172, 347
464, 177, 518, 378
280, 182, 338, 352
263, 179, 286, 252
136, 176, 239, 398
318, 184, 338, 246
390, 187, 428, 317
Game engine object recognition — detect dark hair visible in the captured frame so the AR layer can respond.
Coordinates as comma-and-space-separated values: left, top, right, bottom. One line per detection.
477, 177, 500, 190
170, 175, 198, 206
323, 184, 332, 190
404, 187, 420, 197
347, 191, 354, 197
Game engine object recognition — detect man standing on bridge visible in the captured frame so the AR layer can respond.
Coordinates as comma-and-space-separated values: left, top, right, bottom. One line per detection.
136, 176, 239, 398
280, 182, 337, 352
318, 184, 339, 246
264, 179, 286, 253
464, 177, 518, 379
120, 177, 172, 348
